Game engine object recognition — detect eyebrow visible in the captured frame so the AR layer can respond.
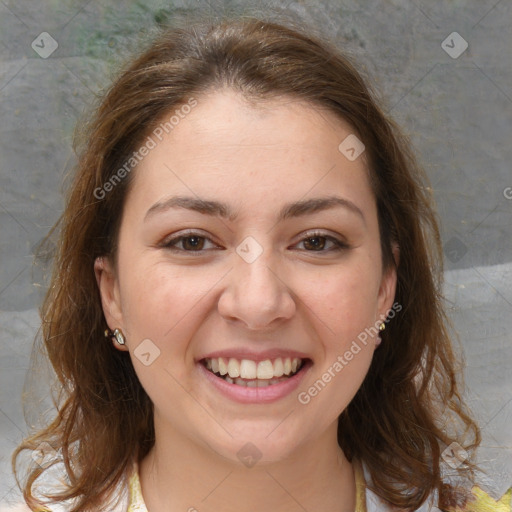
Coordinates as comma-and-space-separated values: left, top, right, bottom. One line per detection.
144, 195, 366, 224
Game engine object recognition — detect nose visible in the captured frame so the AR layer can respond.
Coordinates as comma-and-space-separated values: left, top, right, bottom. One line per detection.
217, 251, 296, 330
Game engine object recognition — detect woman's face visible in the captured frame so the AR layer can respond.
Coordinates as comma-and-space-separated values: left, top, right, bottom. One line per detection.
96, 90, 397, 464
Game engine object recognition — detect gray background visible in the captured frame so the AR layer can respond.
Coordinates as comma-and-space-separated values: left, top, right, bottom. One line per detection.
1, 0, 511, 508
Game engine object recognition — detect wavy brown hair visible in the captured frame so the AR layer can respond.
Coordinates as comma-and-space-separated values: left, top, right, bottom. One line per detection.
13, 14, 480, 512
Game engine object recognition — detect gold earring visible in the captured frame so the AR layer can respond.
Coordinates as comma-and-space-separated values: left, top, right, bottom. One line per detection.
376, 322, 386, 348
104, 328, 126, 346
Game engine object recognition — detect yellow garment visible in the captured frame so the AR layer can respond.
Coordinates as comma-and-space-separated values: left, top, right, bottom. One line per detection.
127, 464, 147, 511
461, 486, 512, 512
353, 458, 367, 512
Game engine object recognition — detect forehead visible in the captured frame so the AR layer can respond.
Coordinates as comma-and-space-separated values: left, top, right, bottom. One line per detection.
157, 91, 361, 159
127, 90, 373, 217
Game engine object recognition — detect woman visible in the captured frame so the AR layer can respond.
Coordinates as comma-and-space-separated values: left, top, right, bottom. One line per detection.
12, 15, 508, 512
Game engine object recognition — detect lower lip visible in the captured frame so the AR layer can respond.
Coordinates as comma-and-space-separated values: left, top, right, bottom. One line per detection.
197, 360, 312, 404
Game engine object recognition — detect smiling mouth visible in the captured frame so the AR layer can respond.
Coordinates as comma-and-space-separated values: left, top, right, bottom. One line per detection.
201, 356, 308, 387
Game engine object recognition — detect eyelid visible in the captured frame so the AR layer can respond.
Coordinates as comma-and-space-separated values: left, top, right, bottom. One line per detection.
299, 229, 347, 242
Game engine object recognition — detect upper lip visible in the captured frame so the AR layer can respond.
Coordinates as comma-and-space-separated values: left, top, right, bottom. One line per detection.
197, 348, 311, 363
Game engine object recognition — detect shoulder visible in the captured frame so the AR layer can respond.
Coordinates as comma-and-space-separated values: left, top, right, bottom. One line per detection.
357, 460, 512, 512
0, 504, 53, 512
0, 501, 73, 512
3, 461, 133, 512
0, 505, 32, 512
450, 486, 512, 512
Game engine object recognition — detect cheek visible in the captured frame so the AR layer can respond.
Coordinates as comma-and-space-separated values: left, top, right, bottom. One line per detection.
120, 257, 210, 334
118, 259, 228, 388
303, 256, 382, 338
117, 262, 210, 403
296, 265, 379, 415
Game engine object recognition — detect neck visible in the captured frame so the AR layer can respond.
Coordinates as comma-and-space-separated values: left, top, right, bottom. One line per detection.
139, 419, 355, 512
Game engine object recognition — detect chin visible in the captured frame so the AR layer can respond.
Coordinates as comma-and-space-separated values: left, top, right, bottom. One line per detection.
202, 430, 302, 468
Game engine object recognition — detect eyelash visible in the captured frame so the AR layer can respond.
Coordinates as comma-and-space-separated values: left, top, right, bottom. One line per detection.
160, 229, 349, 254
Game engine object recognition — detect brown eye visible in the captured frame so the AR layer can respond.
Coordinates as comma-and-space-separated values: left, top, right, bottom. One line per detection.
180, 236, 205, 251
296, 232, 349, 253
303, 236, 327, 251
161, 231, 219, 252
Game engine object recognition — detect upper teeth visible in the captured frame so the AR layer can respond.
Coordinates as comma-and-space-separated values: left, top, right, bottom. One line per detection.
204, 357, 302, 379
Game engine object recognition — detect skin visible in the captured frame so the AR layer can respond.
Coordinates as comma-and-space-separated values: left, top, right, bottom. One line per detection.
95, 89, 397, 512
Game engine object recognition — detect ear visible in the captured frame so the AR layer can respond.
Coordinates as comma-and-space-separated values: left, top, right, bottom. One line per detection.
376, 243, 399, 321
94, 256, 127, 351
